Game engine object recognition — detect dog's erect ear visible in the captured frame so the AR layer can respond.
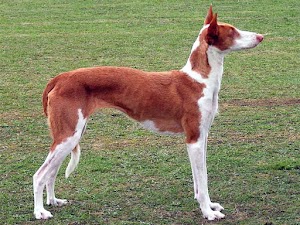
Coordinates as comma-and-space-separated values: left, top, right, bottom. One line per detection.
204, 5, 214, 25
205, 13, 219, 45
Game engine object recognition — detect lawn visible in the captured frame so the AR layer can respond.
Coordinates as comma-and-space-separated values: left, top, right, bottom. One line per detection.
0, 0, 299, 224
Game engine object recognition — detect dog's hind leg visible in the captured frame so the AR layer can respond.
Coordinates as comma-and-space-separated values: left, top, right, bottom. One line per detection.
33, 152, 57, 219
46, 144, 81, 206
33, 142, 78, 219
33, 109, 87, 219
46, 159, 67, 206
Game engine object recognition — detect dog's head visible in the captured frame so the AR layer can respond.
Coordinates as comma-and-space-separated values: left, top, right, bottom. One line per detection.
203, 5, 263, 53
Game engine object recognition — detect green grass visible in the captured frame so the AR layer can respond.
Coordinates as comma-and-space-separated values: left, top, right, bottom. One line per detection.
0, 0, 299, 224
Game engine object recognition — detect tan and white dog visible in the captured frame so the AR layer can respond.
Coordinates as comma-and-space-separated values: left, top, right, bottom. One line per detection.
33, 6, 263, 221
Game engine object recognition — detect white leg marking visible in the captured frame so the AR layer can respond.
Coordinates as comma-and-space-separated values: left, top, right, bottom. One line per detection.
33, 152, 54, 220
46, 163, 68, 206
33, 109, 86, 219
187, 141, 225, 220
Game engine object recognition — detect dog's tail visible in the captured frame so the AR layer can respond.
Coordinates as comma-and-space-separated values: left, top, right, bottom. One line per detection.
65, 144, 81, 178
42, 77, 58, 117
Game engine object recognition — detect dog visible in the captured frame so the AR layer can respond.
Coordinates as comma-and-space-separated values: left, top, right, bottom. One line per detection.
33, 5, 263, 221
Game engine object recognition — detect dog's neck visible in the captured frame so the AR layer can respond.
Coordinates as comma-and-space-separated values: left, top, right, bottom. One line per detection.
181, 27, 225, 89
206, 46, 225, 90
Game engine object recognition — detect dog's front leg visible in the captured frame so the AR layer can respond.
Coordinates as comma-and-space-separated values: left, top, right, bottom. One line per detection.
187, 138, 225, 220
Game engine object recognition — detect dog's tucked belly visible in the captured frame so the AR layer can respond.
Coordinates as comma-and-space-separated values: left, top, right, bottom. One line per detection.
141, 119, 184, 134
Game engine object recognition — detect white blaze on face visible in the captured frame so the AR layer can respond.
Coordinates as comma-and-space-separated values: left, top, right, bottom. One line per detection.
231, 29, 264, 51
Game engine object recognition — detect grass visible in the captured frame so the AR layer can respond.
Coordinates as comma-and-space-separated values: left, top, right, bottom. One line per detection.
0, 0, 299, 224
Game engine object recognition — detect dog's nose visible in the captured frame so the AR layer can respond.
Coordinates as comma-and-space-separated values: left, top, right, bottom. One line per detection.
256, 34, 264, 42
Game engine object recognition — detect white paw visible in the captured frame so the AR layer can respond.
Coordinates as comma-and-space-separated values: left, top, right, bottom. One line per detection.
47, 198, 68, 206
210, 202, 224, 212
34, 208, 53, 220
203, 209, 225, 221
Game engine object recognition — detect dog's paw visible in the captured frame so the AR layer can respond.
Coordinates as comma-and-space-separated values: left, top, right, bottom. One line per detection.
47, 198, 68, 206
34, 208, 53, 220
210, 202, 224, 212
203, 209, 225, 221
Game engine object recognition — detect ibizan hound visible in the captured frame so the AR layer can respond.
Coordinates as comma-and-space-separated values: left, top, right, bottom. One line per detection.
33, 5, 263, 221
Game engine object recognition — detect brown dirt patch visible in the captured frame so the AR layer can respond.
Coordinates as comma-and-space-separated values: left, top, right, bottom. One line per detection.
222, 98, 300, 107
